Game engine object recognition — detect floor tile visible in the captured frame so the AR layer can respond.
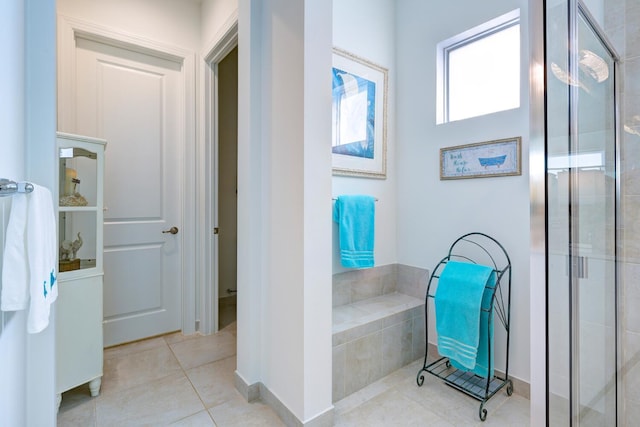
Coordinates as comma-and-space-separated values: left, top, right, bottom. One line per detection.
170, 330, 236, 370
208, 394, 286, 427
58, 321, 530, 427
104, 336, 167, 360
57, 391, 96, 427
482, 394, 530, 426
169, 410, 217, 426
334, 359, 414, 416
186, 355, 238, 408
221, 320, 237, 337
219, 295, 237, 330
101, 344, 183, 395
335, 388, 454, 427
163, 331, 204, 346
399, 371, 513, 426
58, 382, 96, 411
95, 372, 204, 426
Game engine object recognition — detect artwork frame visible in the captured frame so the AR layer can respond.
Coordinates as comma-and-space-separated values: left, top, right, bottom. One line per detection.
440, 137, 522, 180
332, 48, 388, 179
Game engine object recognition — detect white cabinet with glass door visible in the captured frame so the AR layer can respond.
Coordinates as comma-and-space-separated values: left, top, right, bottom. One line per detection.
55, 132, 106, 409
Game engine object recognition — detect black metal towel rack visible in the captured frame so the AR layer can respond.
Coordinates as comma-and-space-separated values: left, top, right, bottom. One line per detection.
416, 232, 513, 422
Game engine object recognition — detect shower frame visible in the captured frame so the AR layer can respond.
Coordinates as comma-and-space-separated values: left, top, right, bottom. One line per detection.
530, 0, 622, 425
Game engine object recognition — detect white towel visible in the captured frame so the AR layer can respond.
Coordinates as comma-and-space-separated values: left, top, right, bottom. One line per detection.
1, 184, 58, 333
1, 193, 29, 310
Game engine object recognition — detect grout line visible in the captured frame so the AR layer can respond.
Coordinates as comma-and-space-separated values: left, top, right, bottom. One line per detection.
166, 331, 238, 426
167, 336, 218, 426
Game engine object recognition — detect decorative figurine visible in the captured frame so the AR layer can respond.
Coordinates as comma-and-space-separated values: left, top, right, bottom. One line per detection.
60, 232, 83, 261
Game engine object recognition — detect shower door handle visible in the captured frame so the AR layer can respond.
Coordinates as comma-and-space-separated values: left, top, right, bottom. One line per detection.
566, 255, 588, 279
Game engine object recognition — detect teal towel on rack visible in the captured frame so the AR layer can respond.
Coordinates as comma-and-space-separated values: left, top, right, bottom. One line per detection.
332, 195, 375, 268
450, 277, 495, 378
435, 261, 496, 374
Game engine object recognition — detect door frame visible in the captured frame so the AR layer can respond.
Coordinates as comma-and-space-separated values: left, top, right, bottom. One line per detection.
568, 4, 620, 423
530, 0, 623, 424
57, 15, 198, 336
199, 12, 238, 334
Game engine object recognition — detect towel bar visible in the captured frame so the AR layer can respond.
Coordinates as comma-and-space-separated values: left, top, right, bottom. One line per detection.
0, 178, 34, 197
332, 197, 379, 201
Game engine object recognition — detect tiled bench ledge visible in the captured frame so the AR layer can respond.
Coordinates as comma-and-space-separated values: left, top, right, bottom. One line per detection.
332, 264, 429, 402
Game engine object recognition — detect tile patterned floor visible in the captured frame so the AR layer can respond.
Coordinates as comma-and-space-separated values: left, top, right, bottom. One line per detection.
57, 322, 530, 426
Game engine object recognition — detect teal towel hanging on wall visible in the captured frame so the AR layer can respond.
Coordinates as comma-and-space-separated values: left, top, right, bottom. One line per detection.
333, 195, 375, 268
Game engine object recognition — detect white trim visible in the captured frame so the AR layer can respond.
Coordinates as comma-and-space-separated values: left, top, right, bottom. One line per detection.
233, 373, 335, 427
56, 14, 197, 337
202, 8, 239, 63
182, 50, 197, 336
58, 15, 191, 62
528, 0, 547, 425
198, 16, 239, 334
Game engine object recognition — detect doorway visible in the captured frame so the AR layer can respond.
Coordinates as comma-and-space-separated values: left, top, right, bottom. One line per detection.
216, 46, 239, 331
57, 17, 193, 346
545, 1, 619, 425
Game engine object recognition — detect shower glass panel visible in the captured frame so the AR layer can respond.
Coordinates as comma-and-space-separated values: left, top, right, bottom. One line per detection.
546, 1, 618, 425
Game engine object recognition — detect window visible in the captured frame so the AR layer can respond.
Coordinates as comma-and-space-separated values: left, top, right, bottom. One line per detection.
437, 10, 521, 124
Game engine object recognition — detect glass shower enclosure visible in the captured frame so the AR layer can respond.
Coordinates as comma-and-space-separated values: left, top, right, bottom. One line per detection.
546, 0, 619, 425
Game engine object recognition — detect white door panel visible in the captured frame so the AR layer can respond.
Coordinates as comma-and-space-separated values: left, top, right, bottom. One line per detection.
103, 246, 163, 317
73, 36, 182, 346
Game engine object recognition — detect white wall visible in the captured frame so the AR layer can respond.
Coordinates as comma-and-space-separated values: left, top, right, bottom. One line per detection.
202, 0, 238, 48
302, 1, 333, 420
57, 0, 202, 50
0, 3, 28, 424
237, 0, 333, 422
1, 1, 58, 426
332, 0, 397, 273
396, 0, 531, 384
24, 0, 59, 423
236, 0, 264, 395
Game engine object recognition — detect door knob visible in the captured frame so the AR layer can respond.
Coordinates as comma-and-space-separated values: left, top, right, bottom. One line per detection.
162, 226, 179, 235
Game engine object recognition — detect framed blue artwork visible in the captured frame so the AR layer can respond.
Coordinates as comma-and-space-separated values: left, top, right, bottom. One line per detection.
440, 137, 522, 179
332, 48, 388, 179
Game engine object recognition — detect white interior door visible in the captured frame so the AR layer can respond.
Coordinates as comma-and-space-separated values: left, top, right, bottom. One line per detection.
72, 36, 183, 346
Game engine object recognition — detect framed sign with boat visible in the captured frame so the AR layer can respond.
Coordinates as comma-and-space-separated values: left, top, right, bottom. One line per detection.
440, 137, 521, 180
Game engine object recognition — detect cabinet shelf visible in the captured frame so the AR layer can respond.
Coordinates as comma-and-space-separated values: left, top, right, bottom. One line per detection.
59, 206, 98, 212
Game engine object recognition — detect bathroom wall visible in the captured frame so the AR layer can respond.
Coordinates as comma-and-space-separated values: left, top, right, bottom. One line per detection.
201, 0, 238, 48
1, 4, 28, 424
236, 0, 334, 423
332, 0, 397, 273
395, 0, 532, 385
603, 0, 640, 424
57, 0, 202, 50
0, 1, 57, 425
